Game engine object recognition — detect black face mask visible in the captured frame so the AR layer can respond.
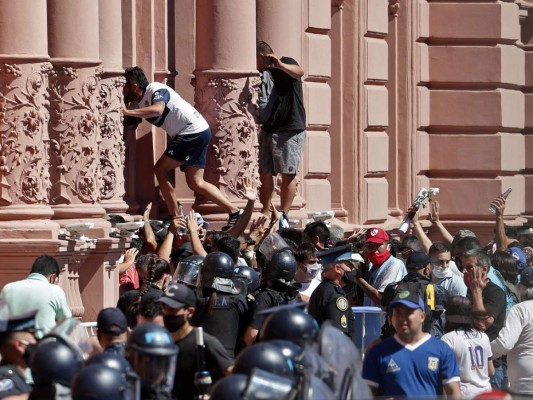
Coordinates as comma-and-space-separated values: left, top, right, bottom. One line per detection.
22, 343, 37, 365
342, 270, 358, 285
163, 314, 187, 333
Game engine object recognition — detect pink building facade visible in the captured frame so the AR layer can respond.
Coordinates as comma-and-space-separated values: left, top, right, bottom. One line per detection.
0, 0, 531, 320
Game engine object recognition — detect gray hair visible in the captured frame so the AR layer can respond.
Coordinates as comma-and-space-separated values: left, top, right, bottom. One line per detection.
328, 224, 345, 243
520, 285, 533, 301
462, 249, 490, 269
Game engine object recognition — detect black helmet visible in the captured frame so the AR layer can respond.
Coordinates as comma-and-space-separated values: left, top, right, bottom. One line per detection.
173, 255, 203, 287
30, 338, 83, 387
234, 342, 294, 378
72, 364, 134, 400
125, 323, 178, 394
268, 339, 302, 363
233, 265, 260, 295
263, 248, 296, 283
260, 308, 319, 345
85, 352, 132, 373
209, 374, 248, 400
199, 252, 235, 293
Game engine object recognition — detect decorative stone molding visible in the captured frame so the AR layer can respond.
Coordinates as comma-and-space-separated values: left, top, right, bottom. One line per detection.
48, 66, 102, 205
0, 62, 52, 206
332, 0, 345, 8
193, 73, 260, 201
389, 0, 400, 18
98, 75, 125, 201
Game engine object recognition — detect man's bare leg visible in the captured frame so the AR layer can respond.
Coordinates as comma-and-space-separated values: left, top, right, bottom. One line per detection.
259, 172, 275, 216
184, 166, 239, 214
154, 155, 182, 217
280, 173, 297, 215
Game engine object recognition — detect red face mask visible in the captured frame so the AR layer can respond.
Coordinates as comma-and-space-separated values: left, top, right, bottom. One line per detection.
366, 250, 390, 267
463, 273, 471, 286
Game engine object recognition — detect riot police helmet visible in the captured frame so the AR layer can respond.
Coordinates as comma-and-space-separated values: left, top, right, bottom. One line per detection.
85, 351, 132, 373
233, 342, 294, 378
209, 374, 248, 400
30, 337, 83, 387
198, 251, 235, 292
72, 364, 134, 400
233, 265, 260, 295
173, 255, 203, 287
260, 308, 319, 345
262, 248, 296, 283
125, 323, 178, 394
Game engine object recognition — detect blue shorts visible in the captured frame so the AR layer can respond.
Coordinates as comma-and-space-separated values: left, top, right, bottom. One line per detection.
165, 128, 211, 171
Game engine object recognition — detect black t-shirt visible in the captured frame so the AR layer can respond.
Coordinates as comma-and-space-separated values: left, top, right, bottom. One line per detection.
262, 56, 306, 133
191, 291, 248, 359
173, 330, 233, 400
480, 281, 507, 342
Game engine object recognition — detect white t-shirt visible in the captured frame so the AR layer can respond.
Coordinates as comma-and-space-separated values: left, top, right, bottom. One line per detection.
441, 329, 492, 398
140, 82, 209, 139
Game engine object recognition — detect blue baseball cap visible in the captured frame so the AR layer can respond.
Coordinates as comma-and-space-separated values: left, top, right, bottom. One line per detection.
390, 290, 425, 310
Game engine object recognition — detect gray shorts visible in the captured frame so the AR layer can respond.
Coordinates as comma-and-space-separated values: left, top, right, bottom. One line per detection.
258, 130, 306, 175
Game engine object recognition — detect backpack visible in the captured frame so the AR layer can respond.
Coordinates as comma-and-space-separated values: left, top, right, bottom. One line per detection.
381, 279, 445, 339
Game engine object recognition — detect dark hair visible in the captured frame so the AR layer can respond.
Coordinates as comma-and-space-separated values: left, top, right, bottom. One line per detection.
216, 236, 240, 264
256, 41, 273, 54
428, 242, 450, 257
453, 236, 481, 257
505, 225, 518, 240
31, 255, 60, 277
131, 257, 170, 317
389, 238, 401, 257
138, 298, 163, 319
294, 243, 318, 263
462, 249, 491, 269
400, 235, 424, 252
279, 228, 304, 247
491, 250, 518, 284
304, 222, 330, 245
444, 296, 473, 333
136, 253, 159, 271
123, 66, 149, 92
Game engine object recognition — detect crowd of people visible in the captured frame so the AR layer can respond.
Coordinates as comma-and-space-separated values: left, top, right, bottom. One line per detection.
0, 41, 531, 399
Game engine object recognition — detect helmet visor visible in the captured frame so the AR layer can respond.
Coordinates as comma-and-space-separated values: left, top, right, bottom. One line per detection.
128, 351, 177, 394
174, 261, 199, 286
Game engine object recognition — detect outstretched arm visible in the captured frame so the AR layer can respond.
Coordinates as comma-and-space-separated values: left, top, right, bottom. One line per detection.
187, 211, 207, 257
430, 201, 453, 246
493, 196, 508, 251
411, 209, 433, 253
142, 203, 158, 252
122, 102, 164, 119
227, 178, 257, 237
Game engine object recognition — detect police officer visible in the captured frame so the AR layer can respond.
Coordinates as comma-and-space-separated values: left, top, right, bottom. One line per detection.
191, 252, 248, 360
243, 248, 299, 346
0, 310, 37, 399
308, 246, 355, 338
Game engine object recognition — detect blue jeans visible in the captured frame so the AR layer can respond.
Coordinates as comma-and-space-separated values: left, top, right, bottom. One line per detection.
490, 360, 508, 390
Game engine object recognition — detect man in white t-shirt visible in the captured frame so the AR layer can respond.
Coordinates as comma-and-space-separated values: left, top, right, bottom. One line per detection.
122, 66, 242, 230
429, 242, 467, 297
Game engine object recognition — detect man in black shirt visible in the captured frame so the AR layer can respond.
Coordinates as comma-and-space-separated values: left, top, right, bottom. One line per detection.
256, 41, 306, 225
158, 283, 233, 400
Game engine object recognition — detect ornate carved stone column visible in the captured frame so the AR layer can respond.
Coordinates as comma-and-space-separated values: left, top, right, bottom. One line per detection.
98, 0, 128, 215
0, 0, 55, 224
47, 0, 106, 221
194, 0, 260, 222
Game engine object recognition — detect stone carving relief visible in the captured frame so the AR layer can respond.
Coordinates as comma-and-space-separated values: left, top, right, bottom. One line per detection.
98, 76, 125, 201
0, 63, 52, 206
194, 75, 260, 198
48, 67, 102, 205
389, 0, 400, 18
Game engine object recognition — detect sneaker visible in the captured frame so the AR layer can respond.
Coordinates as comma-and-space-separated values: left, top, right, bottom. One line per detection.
279, 210, 290, 230
222, 209, 244, 231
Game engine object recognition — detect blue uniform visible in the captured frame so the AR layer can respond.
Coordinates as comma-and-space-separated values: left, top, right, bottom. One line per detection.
363, 334, 460, 397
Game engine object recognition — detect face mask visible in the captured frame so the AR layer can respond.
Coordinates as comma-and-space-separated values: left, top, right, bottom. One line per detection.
296, 263, 320, 283
366, 250, 390, 267
432, 265, 452, 279
342, 269, 358, 285
463, 273, 471, 286
163, 314, 187, 333
22, 343, 37, 365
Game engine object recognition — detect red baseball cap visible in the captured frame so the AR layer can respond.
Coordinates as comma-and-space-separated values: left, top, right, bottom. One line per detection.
365, 228, 390, 244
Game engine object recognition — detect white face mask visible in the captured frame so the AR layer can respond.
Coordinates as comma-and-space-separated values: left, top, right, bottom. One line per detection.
432, 265, 452, 279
